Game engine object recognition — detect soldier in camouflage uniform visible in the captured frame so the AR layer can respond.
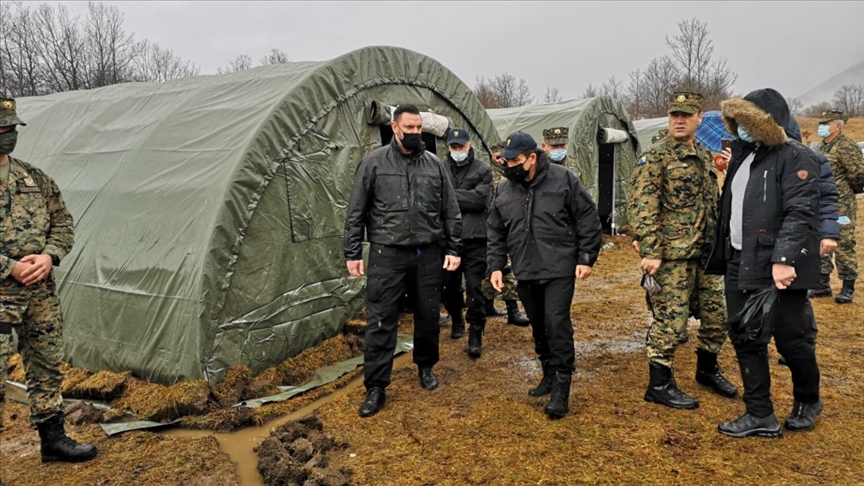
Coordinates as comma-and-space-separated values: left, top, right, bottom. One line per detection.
542, 126, 582, 182
0, 98, 97, 463
811, 110, 864, 303
627, 92, 737, 411
481, 140, 530, 326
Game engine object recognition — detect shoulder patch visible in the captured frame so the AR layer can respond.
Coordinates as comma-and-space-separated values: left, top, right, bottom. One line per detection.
636, 155, 649, 166
797, 169, 809, 180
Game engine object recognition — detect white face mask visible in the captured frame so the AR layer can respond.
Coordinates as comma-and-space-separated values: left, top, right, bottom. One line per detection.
450, 150, 469, 163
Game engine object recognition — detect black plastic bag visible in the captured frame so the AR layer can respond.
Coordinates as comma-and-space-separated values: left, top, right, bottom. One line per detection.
728, 286, 778, 344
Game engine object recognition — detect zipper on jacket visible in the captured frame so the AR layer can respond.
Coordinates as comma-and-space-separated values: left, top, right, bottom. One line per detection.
763, 170, 767, 202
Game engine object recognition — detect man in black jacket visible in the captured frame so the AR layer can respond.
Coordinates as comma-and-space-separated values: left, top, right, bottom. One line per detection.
488, 132, 603, 418
441, 128, 493, 357
707, 88, 822, 438
344, 105, 462, 418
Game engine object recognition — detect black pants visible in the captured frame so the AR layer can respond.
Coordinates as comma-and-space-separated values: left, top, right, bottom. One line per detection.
725, 251, 820, 418
364, 243, 443, 390
442, 239, 487, 330
516, 277, 576, 373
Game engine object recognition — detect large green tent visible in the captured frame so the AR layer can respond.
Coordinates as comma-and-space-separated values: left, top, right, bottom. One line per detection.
14, 45, 500, 385
633, 117, 669, 155
487, 97, 641, 235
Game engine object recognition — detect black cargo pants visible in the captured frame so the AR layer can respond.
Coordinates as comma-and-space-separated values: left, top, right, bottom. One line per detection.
516, 276, 576, 374
442, 238, 487, 331
364, 243, 443, 390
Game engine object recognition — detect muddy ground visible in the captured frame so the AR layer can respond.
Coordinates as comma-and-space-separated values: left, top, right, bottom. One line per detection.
2, 195, 863, 486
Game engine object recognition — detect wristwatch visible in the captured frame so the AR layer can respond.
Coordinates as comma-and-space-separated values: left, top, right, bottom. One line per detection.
48, 254, 60, 266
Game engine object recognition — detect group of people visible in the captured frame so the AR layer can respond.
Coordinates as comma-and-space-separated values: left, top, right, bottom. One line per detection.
344, 90, 863, 440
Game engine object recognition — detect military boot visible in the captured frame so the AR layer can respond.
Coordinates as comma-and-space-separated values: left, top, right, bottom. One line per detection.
505, 300, 530, 326
528, 361, 553, 397
695, 349, 738, 398
467, 325, 483, 358
450, 311, 465, 339
835, 279, 855, 304
544, 372, 572, 418
644, 363, 699, 410
718, 412, 782, 438
807, 273, 832, 298
484, 297, 505, 317
36, 415, 97, 463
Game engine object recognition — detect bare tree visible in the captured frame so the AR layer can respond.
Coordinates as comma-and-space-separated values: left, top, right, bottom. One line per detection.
543, 87, 561, 104
802, 101, 833, 118
217, 54, 253, 74
833, 84, 864, 117
259, 48, 290, 66
786, 97, 804, 116
82, 1, 138, 89
640, 56, 681, 118
601, 75, 626, 100
627, 69, 644, 119
473, 72, 533, 109
1, 1, 44, 96
581, 83, 600, 98
34, 3, 87, 93
133, 40, 199, 82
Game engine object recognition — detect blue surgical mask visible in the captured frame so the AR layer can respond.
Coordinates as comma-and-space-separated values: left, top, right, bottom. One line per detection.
817, 124, 831, 139
549, 149, 567, 162
450, 150, 468, 163
737, 125, 755, 143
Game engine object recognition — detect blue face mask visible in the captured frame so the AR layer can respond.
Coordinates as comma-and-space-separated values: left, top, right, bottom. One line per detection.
450, 150, 468, 163
737, 125, 755, 143
817, 124, 831, 139
549, 149, 567, 162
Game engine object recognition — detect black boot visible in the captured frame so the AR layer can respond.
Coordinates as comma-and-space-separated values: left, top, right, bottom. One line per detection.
784, 399, 823, 431
419, 367, 438, 390
528, 361, 553, 397
718, 412, 782, 438
450, 311, 464, 339
467, 326, 483, 358
484, 297, 505, 317
835, 279, 855, 304
807, 273, 832, 298
505, 300, 530, 326
644, 363, 699, 410
695, 349, 738, 398
359, 387, 386, 417
36, 415, 97, 463
544, 372, 572, 418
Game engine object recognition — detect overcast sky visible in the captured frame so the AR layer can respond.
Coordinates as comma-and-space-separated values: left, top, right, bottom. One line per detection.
53, 1, 864, 101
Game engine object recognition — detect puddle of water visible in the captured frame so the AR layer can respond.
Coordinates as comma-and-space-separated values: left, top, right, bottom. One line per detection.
160, 352, 412, 486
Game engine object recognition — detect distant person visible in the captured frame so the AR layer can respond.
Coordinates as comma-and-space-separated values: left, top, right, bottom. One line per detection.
480, 141, 530, 327
487, 132, 602, 418
440, 128, 493, 357
628, 92, 736, 411
541, 126, 581, 179
707, 88, 822, 438
811, 110, 864, 303
0, 98, 97, 462
344, 105, 462, 417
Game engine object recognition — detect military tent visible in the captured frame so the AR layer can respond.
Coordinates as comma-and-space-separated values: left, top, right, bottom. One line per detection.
14, 46, 500, 385
487, 97, 641, 235
633, 117, 669, 154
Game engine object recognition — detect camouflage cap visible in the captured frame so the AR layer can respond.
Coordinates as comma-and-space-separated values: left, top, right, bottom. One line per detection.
818, 109, 847, 123
668, 92, 703, 114
651, 128, 669, 144
542, 126, 569, 145
489, 140, 506, 153
0, 98, 27, 127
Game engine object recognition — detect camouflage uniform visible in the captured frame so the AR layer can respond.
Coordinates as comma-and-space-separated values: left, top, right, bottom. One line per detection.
651, 129, 669, 145
816, 111, 864, 282
1, 99, 76, 431
482, 140, 519, 301
627, 93, 727, 369
542, 126, 582, 182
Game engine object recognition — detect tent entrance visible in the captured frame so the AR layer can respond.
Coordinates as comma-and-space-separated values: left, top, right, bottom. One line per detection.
596, 142, 616, 234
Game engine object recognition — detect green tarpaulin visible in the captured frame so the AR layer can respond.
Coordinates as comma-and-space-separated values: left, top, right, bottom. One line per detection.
487, 97, 641, 235
13, 45, 500, 385
632, 117, 669, 156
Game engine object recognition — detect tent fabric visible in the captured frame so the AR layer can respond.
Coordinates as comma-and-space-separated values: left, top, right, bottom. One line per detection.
633, 117, 669, 154
487, 97, 641, 235
14, 46, 501, 385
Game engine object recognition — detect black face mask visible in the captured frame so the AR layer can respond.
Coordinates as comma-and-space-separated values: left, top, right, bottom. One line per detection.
503, 160, 530, 183
399, 131, 422, 152
0, 131, 17, 155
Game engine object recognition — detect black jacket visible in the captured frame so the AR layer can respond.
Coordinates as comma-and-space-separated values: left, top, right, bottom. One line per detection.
786, 117, 840, 241
445, 148, 493, 240
487, 151, 603, 280
343, 138, 462, 260
706, 88, 820, 290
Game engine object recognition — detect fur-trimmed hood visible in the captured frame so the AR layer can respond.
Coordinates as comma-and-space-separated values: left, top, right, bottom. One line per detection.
722, 88, 790, 146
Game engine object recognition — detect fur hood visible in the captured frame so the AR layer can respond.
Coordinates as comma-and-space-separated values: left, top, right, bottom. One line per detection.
722, 88, 790, 147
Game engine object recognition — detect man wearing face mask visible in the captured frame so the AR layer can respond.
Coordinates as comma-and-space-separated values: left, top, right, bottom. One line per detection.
628, 92, 736, 411
487, 131, 602, 418
812, 110, 864, 303
344, 105, 462, 418
439, 128, 493, 357
480, 141, 530, 327
706, 88, 822, 438
0, 98, 98, 463
542, 127, 583, 183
